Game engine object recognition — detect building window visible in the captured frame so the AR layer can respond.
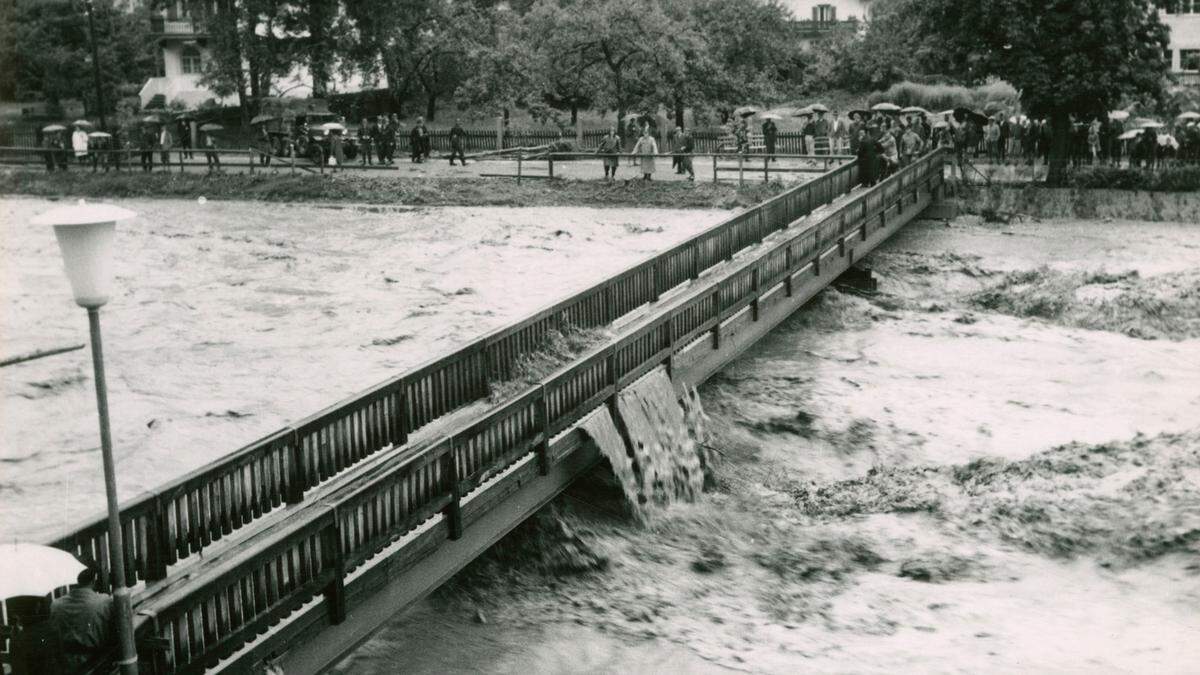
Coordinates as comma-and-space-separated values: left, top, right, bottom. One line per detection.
813, 4, 837, 22
181, 46, 203, 75
1182, 50, 1200, 72
1158, 0, 1199, 13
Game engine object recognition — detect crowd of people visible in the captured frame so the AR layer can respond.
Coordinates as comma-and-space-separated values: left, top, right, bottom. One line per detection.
36, 119, 221, 173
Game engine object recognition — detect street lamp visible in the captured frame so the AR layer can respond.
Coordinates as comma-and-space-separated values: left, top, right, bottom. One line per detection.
33, 200, 138, 675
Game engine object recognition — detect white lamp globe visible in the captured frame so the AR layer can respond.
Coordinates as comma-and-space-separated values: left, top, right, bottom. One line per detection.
32, 201, 136, 308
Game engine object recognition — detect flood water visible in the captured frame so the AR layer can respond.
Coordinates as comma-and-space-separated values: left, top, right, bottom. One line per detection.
334, 215, 1200, 673
0, 198, 725, 539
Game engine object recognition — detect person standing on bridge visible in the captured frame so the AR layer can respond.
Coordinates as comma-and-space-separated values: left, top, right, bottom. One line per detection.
51, 564, 115, 673
632, 126, 658, 180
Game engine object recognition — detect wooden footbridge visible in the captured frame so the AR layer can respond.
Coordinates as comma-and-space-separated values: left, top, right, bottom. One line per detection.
7, 150, 946, 674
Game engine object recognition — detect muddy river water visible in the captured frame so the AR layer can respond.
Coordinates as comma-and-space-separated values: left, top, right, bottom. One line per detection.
334, 215, 1200, 673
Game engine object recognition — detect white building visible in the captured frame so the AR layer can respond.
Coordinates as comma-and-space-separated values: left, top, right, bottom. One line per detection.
781, 0, 873, 23
138, 2, 362, 110
1160, 1, 1200, 85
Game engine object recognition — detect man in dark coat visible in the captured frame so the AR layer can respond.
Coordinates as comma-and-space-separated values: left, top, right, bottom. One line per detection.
140, 125, 156, 172
762, 118, 778, 161
410, 116, 429, 162
856, 124, 879, 187
51, 566, 115, 673
449, 119, 468, 166
677, 125, 695, 180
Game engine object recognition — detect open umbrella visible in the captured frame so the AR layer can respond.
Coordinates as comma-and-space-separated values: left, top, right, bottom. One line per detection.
316, 122, 346, 133
199, 123, 225, 132
809, 103, 829, 113
760, 112, 783, 120
1177, 111, 1200, 121
1131, 118, 1163, 129
87, 131, 112, 138
848, 109, 872, 120
142, 115, 162, 124
953, 107, 989, 125
901, 106, 929, 115
250, 114, 275, 126
1118, 129, 1142, 141
793, 105, 814, 117
1108, 110, 1130, 121
734, 105, 759, 118
871, 102, 901, 113
42, 124, 67, 132
0, 543, 85, 599
72, 119, 94, 128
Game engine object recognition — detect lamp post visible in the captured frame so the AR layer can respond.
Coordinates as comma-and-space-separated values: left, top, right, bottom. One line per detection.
34, 201, 138, 675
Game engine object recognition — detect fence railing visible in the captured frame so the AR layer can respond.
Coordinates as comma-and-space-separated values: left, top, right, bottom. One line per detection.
37, 152, 862, 599
124, 149, 945, 674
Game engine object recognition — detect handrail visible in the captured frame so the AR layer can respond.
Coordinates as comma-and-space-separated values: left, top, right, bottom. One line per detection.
123, 150, 944, 673
41, 155, 862, 594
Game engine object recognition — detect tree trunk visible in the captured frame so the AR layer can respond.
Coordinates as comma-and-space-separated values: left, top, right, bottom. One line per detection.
426, 95, 437, 121
1046, 110, 1071, 187
674, 96, 684, 128
571, 103, 578, 126
307, 0, 334, 97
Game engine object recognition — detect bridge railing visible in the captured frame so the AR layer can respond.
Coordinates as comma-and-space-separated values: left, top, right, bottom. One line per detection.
131, 149, 944, 673
43, 155, 861, 592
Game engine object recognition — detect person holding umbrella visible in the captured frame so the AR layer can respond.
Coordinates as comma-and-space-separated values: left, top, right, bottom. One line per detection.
40, 125, 66, 173
449, 118, 468, 166
1, 543, 97, 674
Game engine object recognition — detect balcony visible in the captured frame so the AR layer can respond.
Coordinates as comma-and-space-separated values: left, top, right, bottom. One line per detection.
790, 19, 861, 40
151, 17, 203, 36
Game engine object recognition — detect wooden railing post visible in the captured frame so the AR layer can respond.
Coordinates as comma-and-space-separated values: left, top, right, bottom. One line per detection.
712, 154, 718, 183
536, 388, 551, 476
446, 449, 464, 540
737, 154, 744, 187
286, 429, 305, 505
322, 512, 347, 625
144, 494, 169, 582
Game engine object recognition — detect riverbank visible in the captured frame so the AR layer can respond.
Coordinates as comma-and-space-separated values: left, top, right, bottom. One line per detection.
0, 168, 788, 210
946, 182, 1200, 223
336, 214, 1200, 673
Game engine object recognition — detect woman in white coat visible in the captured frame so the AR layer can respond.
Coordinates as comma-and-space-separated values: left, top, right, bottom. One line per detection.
632, 126, 658, 180
71, 126, 90, 163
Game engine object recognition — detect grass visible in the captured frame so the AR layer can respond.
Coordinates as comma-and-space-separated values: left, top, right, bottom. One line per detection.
0, 168, 789, 210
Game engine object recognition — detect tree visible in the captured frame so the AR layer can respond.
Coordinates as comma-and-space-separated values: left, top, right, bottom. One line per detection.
909, 0, 1170, 185
5, 0, 155, 117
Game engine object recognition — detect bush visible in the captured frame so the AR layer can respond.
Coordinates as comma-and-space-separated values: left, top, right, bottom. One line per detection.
1064, 166, 1200, 192
867, 80, 1020, 115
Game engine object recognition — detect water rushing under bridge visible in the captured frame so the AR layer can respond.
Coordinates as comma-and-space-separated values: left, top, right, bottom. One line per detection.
5, 150, 946, 674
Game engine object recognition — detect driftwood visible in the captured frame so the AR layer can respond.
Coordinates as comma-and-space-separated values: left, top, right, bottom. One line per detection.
461, 145, 550, 160
0, 343, 85, 368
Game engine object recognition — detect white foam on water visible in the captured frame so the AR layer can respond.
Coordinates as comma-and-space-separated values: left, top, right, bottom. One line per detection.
615, 368, 705, 508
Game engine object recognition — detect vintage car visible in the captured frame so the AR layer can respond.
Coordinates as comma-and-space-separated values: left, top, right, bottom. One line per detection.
251, 99, 357, 164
